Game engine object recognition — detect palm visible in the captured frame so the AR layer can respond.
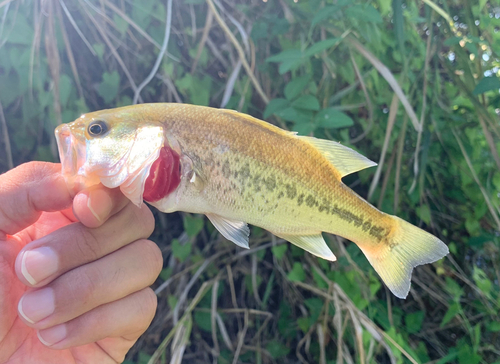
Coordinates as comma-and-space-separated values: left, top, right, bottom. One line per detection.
0, 210, 133, 364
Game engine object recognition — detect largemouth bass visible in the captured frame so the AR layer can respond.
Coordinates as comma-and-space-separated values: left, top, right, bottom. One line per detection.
55, 103, 448, 298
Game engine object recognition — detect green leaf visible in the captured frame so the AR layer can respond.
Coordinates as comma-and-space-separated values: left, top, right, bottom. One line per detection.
416, 204, 431, 224
172, 239, 192, 262
487, 321, 500, 332
291, 95, 320, 111
276, 107, 312, 123
271, 244, 288, 259
405, 311, 425, 334
472, 76, 500, 95
303, 38, 341, 58
183, 215, 204, 237
194, 311, 212, 332
443, 37, 462, 46
473, 267, 492, 296
287, 262, 306, 282
346, 5, 383, 24
266, 49, 302, 63
311, 5, 341, 27
98, 71, 120, 104
293, 122, 316, 135
315, 108, 354, 129
266, 341, 290, 358
284, 75, 311, 100
264, 98, 289, 118
441, 302, 460, 327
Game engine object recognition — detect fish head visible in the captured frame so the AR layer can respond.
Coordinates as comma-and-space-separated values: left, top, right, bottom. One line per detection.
55, 107, 168, 206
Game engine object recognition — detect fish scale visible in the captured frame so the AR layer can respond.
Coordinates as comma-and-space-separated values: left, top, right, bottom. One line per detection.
55, 103, 448, 299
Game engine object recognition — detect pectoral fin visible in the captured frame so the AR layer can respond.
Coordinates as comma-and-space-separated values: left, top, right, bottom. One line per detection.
206, 213, 250, 249
275, 232, 336, 261
299, 136, 376, 178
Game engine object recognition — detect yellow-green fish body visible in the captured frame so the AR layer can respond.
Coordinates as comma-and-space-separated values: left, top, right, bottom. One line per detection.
55, 103, 448, 298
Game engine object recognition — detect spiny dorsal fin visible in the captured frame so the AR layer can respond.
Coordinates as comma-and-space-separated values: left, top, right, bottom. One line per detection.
274, 232, 337, 261
206, 213, 250, 249
299, 136, 377, 178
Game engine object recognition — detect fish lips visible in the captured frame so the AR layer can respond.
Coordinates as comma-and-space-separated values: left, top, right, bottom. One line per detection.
55, 123, 99, 194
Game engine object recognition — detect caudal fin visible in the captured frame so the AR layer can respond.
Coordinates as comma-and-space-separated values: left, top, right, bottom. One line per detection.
359, 216, 448, 299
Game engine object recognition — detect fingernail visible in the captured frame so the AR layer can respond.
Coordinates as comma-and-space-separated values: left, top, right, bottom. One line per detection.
18, 288, 55, 324
21, 247, 59, 285
87, 189, 112, 222
37, 324, 67, 346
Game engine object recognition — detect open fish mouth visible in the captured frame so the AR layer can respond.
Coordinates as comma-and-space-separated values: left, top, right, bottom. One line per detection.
55, 123, 99, 194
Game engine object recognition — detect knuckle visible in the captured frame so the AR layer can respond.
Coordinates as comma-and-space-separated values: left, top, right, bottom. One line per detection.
129, 204, 155, 238
76, 267, 102, 305
72, 224, 101, 262
141, 240, 163, 279
137, 288, 158, 325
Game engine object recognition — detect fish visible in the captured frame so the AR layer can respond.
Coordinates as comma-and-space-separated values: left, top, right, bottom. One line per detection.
55, 103, 448, 299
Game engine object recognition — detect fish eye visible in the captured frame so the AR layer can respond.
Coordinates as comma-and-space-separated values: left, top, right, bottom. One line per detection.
88, 120, 108, 137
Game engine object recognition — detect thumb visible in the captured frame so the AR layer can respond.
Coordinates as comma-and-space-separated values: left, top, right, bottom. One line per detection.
0, 162, 72, 238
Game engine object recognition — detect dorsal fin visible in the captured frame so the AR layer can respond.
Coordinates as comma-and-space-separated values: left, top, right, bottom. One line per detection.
299, 136, 377, 178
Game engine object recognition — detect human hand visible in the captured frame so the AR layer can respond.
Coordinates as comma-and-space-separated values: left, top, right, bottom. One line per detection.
0, 162, 163, 364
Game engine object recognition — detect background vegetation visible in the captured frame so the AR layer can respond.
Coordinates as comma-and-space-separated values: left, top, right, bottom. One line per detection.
1, 0, 500, 363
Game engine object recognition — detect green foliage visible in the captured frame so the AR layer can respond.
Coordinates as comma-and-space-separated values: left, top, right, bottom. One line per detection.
1, 0, 500, 363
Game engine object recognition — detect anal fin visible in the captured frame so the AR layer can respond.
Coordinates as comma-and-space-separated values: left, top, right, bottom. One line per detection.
206, 213, 250, 249
275, 232, 336, 261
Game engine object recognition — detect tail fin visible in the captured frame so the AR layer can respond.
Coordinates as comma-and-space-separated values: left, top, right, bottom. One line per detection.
359, 216, 448, 299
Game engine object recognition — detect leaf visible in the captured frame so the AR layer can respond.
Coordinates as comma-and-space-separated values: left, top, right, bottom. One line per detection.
443, 37, 462, 46
272, 244, 288, 259
275, 107, 313, 123
266, 49, 302, 63
97, 71, 120, 104
183, 215, 204, 237
472, 76, 500, 95
416, 204, 431, 224
346, 5, 383, 24
194, 311, 212, 332
284, 75, 311, 100
264, 98, 289, 118
315, 108, 354, 129
311, 5, 341, 27
266, 341, 290, 358
487, 321, 500, 332
287, 262, 306, 282
172, 239, 192, 262
303, 38, 341, 58
473, 267, 492, 296
291, 95, 320, 111
441, 302, 460, 327
405, 311, 425, 334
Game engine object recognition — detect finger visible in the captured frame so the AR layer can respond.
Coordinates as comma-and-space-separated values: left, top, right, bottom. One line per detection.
15, 200, 155, 287
72, 185, 130, 229
0, 162, 72, 238
37, 287, 157, 356
17, 239, 162, 328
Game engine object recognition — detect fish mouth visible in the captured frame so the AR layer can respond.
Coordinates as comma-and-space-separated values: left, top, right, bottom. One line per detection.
55, 123, 100, 194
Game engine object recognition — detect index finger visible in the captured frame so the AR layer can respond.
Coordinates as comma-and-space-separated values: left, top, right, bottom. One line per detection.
0, 162, 72, 239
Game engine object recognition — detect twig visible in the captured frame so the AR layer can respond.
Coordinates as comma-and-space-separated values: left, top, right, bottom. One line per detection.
330, 30, 420, 132
394, 116, 408, 214
59, 0, 96, 56
191, 8, 214, 73
0, 100, 13, 169
133, 0, 173, 104
206, 0, 269, 104
349, 51, 373, 143
368, 94, 399, 201
231, 310, 249, 364
409, 22, 434, 194
452, 129, 500, 230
